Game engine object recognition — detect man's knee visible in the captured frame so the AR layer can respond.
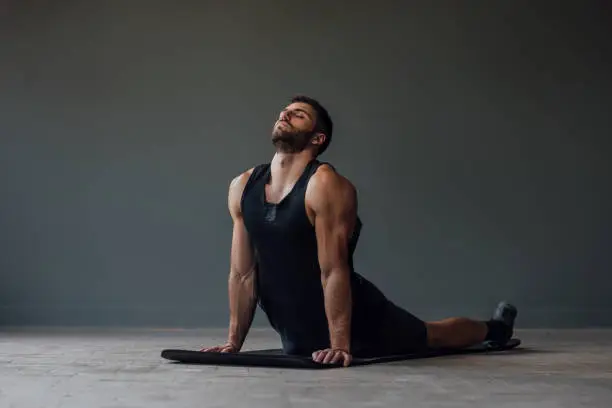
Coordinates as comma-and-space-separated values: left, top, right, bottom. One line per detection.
425, 321, 444, 348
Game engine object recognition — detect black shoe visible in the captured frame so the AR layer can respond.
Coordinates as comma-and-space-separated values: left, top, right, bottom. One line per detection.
492, 301, 518, 327
490, 301, 517, 343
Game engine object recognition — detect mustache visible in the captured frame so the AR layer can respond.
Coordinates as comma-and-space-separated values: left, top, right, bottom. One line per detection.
276, 120, 293, 128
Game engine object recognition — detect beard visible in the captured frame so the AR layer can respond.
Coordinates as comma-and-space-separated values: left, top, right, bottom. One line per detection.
271, 124, 316, 153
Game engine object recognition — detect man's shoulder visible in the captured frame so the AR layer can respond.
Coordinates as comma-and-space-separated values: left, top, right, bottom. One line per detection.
230, 163, 269, 190
228, 163, 269, 215
311, 163, 356, 193
307, 163, 357, 207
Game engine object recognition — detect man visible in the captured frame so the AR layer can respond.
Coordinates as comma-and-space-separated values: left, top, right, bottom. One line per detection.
202, 95, 517, 367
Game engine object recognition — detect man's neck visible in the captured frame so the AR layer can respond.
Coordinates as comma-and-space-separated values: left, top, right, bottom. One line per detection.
269, 151, 315, 185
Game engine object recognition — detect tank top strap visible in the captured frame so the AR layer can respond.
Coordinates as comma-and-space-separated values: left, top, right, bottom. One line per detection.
241, 163, 271, 210
251, 163, 271, 181
296, 159, 335, 185
314, 160, 336, 172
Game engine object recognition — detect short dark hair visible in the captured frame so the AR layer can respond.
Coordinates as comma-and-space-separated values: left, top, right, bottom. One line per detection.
290, 95, 333, 156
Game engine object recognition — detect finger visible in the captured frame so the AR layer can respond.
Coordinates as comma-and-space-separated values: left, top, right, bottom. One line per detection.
330, 352, 344, 365
323, 351, 336, 364
313, 351, 325, 363
331, 351, 349, 364
343, 354, 352, 367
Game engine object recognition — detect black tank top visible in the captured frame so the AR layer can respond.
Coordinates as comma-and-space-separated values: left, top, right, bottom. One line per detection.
240, 159, 389, 355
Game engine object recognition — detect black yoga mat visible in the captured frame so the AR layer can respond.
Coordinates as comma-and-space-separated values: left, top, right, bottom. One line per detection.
161, 338, 521, 369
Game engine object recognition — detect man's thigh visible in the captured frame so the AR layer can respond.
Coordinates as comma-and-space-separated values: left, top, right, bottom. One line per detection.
354, 302, 429, 357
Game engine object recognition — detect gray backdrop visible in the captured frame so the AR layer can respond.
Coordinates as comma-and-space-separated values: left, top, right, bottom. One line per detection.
1, 0, 610, 329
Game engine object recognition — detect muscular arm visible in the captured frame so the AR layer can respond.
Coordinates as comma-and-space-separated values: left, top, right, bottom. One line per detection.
226, 171, 258, 350
308, 167, 358, 353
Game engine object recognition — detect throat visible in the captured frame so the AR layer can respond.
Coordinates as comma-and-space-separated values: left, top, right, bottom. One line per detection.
265, 154, 313, 204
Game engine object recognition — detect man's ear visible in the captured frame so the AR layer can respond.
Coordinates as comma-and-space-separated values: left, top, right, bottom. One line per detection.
311, 132, 326, 147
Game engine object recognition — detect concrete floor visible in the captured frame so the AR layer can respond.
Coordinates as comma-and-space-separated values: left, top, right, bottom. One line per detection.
1, 328, 611, 408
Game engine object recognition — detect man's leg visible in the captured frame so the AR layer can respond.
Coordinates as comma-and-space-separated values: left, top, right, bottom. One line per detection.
426, 317, 488, 348
425, 302, 518, 349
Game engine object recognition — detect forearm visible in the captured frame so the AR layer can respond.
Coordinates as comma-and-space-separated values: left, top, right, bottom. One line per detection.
227, 269, 257, 349
322, 267, 352, 351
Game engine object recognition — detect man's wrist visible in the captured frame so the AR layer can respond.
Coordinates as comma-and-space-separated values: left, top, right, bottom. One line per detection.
226, 334, 241, 349
330, 341, 351, 353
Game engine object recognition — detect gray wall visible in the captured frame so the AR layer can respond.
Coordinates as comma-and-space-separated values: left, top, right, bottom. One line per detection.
1, 0, 610, 328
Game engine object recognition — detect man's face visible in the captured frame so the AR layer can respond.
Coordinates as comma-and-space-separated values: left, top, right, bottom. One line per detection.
271, 102, 320, 153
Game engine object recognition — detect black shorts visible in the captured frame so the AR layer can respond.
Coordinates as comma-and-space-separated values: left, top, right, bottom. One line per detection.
352, 301, 428, 358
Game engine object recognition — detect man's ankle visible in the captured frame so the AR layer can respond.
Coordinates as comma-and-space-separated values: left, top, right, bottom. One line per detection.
484, 319, 512, 344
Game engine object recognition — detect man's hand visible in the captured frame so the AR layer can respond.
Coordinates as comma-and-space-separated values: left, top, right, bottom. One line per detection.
200, 342, 239, 353
312, 348, 353, 367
